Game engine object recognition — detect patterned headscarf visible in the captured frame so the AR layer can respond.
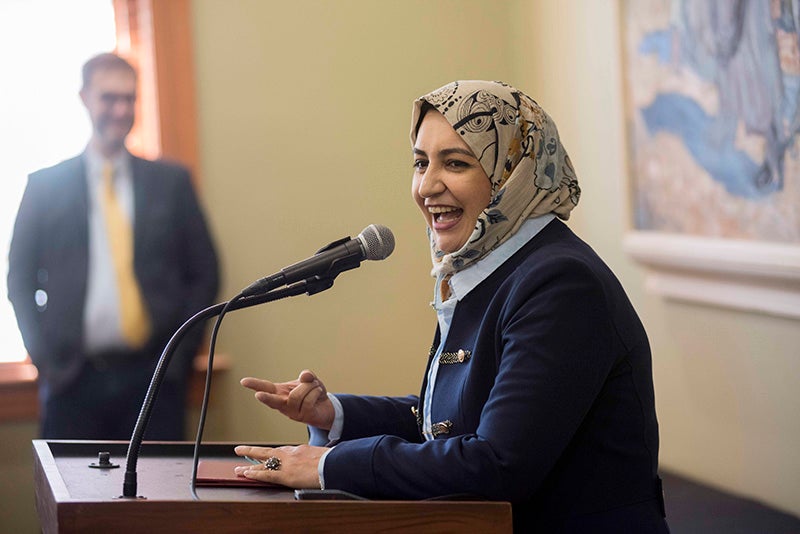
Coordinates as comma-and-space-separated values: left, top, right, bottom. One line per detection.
410, 80, 581, 278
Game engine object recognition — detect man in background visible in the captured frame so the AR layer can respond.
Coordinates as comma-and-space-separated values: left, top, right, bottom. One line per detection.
7, 52, 219, 440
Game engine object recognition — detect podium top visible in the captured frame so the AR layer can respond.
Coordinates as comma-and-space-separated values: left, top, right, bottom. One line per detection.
33, 440, 512, 534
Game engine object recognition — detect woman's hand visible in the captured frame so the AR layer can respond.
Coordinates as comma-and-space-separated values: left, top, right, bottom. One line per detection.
234, 444, 325, 489
240, 369, 335, 430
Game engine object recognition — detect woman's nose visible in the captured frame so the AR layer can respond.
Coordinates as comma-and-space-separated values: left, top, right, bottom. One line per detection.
417, 167, 445, 198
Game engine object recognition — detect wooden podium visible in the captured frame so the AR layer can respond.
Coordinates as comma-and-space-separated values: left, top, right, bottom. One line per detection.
33, 440, 512, 533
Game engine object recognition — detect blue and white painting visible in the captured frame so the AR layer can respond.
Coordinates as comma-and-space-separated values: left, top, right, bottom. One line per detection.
624, 0, 800, 243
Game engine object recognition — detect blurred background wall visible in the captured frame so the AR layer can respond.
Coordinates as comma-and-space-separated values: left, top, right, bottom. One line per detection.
1, 1, 797, 531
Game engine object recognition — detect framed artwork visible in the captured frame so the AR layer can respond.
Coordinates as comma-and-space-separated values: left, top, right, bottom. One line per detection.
621, 0, 800, 318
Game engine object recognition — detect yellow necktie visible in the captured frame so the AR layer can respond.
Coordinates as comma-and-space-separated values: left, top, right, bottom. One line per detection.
102, 162, 151, 348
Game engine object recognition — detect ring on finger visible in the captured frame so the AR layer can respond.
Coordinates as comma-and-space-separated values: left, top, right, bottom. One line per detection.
264, 456, 281, 471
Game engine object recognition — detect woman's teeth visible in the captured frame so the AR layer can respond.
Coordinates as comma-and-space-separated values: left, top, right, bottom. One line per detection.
429, 206, 462, 222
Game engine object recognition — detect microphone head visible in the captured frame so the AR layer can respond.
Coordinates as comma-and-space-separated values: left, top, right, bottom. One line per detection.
358, 224, 395, 260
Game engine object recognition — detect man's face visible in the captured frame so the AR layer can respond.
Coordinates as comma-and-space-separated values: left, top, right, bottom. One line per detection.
80, 68, 136, 153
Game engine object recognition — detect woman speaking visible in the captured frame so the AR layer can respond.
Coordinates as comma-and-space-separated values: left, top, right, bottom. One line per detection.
234, 80, 669, 533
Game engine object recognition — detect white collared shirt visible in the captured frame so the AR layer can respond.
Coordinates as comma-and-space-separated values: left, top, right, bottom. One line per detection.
82, 147, 136, 352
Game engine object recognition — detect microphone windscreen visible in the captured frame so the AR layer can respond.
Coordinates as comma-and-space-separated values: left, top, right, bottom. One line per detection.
359, 224, 395, 260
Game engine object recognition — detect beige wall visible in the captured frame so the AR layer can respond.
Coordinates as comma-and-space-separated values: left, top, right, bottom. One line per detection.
2, 1, 797, 530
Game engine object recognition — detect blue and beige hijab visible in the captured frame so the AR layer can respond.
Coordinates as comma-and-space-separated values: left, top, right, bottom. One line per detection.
410, 80, 581, 279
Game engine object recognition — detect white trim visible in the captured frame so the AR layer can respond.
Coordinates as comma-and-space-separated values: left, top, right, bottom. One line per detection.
623, 232, 800, 319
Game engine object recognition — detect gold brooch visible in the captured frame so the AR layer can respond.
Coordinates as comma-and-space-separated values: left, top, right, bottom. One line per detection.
439, 349, 471, 364
431, 420, 453, 437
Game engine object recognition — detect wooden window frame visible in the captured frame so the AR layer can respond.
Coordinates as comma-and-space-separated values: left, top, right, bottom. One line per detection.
113, 0, 201, 176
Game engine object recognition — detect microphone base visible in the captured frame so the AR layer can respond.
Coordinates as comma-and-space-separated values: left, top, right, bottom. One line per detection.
122, 471, 139, 498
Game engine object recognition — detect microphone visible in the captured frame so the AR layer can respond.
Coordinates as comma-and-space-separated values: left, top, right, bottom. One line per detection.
123, 227, 394, 498
241, 224, 395, 297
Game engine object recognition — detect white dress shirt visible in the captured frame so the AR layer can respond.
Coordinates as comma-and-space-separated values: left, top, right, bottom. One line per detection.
82, 147, 136, 353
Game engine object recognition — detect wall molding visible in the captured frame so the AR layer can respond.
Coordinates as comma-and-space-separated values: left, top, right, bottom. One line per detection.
623, 231, 800, 319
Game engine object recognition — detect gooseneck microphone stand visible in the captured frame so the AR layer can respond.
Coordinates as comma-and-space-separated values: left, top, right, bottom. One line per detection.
121, 276, 337, 499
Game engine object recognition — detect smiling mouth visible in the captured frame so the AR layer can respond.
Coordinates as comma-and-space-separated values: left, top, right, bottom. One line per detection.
428, 206, 463, 226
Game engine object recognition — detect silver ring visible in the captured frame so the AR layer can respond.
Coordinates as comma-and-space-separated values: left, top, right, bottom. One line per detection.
264, 457, 281, 471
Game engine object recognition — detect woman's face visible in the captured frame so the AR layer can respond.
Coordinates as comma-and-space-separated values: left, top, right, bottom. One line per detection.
412, 110, 491, 254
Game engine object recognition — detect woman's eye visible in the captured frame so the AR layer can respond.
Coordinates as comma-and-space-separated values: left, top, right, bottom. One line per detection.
446, 159, 470, 169
413, 160, 428, 170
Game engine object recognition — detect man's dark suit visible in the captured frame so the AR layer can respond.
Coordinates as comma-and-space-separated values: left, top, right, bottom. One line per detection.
7, 153, 219, 439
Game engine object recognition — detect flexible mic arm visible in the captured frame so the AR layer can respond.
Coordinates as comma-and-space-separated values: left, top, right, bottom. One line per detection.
121, 277, 329, 498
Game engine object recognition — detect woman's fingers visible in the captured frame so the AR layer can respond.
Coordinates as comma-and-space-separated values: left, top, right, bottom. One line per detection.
233, 445, 324, 489
285, 382, 324, 418
253, 390, 289, 410
241, 371, 330, 425
240, 377, 278, 393
234, 445, 269, 460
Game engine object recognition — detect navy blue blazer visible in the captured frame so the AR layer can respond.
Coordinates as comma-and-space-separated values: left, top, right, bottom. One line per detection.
324, 219, 667, 533
7, 153, 219, 392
